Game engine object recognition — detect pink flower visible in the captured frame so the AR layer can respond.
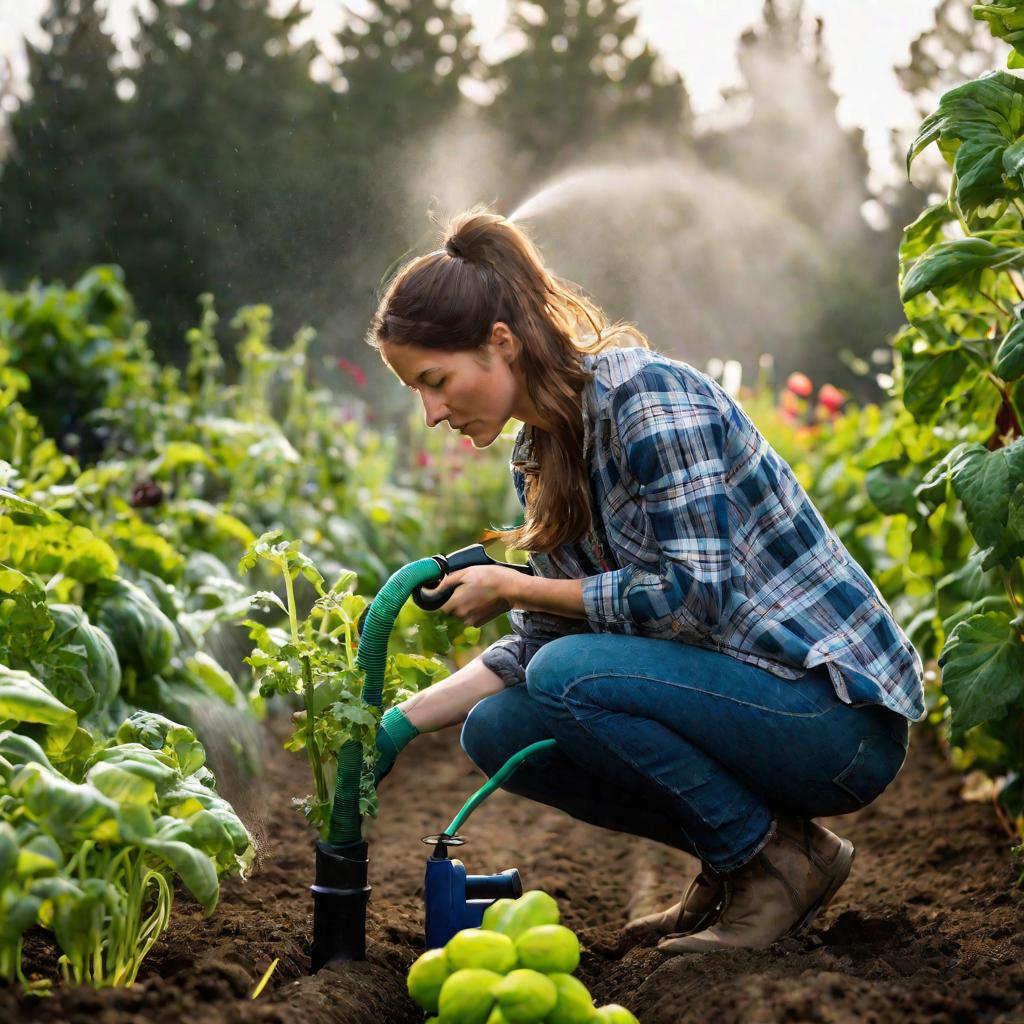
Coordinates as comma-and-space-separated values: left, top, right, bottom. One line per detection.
417, 452, 433, 468
337, 358, 368, 390
786, 372, 813, 398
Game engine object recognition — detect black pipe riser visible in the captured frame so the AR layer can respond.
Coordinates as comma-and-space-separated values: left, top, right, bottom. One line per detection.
310, 840, 372, 972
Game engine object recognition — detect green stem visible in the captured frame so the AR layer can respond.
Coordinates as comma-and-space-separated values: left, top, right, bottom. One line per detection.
302, 652, 327, 807
283, 569, 300, 645
1003, 566, 1020, 615
980, 289, 1011, 319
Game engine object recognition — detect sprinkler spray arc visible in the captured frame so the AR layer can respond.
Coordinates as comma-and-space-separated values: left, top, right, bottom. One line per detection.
309, 543, 546, 971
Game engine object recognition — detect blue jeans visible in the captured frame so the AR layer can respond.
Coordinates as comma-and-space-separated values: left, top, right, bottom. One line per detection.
460, 633, 909, 873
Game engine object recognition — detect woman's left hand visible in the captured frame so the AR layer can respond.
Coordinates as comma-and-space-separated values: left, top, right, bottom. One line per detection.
421, 565, 521, 627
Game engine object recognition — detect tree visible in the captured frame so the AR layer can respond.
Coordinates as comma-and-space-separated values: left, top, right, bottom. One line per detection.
0, 0, 127, 289
694, 0, 908, 394
488, 0, 691, 190
127, 0, 329, 354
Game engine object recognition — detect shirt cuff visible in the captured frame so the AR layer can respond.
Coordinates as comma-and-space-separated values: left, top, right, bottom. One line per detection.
581, 567, 643, 628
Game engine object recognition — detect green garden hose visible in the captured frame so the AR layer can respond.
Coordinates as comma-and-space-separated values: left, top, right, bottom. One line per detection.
327, 557, 443, 848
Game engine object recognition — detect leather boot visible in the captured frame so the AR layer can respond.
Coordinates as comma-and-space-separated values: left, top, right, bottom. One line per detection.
657, 817, 854, 953
622, 864, 725, 946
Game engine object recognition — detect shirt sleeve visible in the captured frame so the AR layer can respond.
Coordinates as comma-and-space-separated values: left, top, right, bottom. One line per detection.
481, 455, 591, 686
579, 366, 734, 639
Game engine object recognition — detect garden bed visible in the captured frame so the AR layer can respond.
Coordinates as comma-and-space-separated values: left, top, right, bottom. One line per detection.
3, 718, 1023, 1024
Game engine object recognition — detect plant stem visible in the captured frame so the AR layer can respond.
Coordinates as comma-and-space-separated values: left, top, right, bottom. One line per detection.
980, 289, 1011, 319
302, 652, 326, 806
283, 570, 300, 646
1002, 566, 1021, 614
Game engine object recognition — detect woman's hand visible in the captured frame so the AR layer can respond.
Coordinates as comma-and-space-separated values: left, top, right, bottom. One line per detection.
421, 565, 521, 627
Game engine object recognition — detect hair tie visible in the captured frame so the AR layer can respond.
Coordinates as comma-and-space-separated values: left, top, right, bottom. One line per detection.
445, 237, 466, 260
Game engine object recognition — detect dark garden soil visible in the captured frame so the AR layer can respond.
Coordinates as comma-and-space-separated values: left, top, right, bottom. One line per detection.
3, 714, 1023, 1024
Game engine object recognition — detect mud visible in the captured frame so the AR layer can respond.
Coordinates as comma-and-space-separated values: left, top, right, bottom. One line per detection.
3, 720, 1023, 1024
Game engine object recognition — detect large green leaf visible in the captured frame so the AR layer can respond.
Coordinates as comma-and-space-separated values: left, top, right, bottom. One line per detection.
907, 71, 1024, 213
141, 835, 218, 914
939, 611, 1024, 742
114, 710, 206, 777
865, 460, 922, 515
902, 349, 974, 421
11, 764, 120, 845
0, 666, 77, 732
945, 440, 1024, 559
900, 238, 1024, 302
85, 760, 159, 807
995, 317, 1024, 379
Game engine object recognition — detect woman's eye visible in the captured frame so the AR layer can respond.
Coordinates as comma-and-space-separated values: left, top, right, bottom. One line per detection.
429, 378, 446, 389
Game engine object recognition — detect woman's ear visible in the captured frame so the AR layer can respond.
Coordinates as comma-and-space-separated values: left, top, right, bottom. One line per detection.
489, 322, 520, 364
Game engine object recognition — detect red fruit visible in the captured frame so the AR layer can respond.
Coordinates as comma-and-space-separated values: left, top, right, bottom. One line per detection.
818, 384, 844, 412
786, 372, 813, 398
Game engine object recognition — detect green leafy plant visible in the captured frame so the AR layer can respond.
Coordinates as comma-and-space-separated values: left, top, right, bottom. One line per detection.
239, 531, 450, 834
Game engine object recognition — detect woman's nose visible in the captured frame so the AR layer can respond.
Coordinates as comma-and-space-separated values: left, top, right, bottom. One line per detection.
421, 393, 451, 429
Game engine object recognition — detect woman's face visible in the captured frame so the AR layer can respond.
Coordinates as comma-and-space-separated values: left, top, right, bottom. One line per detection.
379, 325, 523, 448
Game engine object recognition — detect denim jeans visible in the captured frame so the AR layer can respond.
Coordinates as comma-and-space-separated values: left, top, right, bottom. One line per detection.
460, 633, 910, 873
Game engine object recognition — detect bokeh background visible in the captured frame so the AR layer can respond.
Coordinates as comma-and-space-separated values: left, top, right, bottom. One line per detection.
0, 0, 1005, 412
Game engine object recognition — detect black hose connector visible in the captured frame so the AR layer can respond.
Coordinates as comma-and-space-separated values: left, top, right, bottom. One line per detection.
310, 840, 371, 971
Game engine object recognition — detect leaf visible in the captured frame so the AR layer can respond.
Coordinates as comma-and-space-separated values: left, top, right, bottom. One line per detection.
975, 1, 1024, 66
249, 590, 287, 615
995, 317, 1024, 379
939, 611, 1024, 743
900, 238, 1023, 302
0, 666, 77, 731
865, 461, 921, 516
899, 204, 956, 265
946, 439, 1024, 551
147, 441, 218, 478
141, 837, 218, 914
902, 349, 973, 421
85, 761, 158, 807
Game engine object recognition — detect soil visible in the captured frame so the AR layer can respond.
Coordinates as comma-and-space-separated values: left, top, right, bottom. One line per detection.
3, 717, 1023, 1024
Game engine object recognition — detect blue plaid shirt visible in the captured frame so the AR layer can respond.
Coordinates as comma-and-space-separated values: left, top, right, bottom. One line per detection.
481, 347, 925, 722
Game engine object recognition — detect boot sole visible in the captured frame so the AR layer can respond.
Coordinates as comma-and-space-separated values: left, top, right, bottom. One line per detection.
785, 838, 855, 938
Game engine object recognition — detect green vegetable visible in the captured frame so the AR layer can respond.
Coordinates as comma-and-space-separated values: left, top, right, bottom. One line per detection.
92, 577, 176, 680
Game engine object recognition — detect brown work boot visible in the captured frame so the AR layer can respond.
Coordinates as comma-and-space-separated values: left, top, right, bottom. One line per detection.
622, 864, 725, 946
657, 817, 854, 954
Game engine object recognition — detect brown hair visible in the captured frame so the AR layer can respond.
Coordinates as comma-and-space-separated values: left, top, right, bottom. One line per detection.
366, 206, 648, 554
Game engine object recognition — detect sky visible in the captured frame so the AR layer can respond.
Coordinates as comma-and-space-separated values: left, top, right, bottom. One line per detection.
0, 0, 946, 188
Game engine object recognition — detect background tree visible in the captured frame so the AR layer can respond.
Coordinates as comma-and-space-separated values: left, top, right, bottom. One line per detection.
488, 0, 691, 196
0, 0, 127, 292
697, 0, 911, 394
127, 0, 328, 357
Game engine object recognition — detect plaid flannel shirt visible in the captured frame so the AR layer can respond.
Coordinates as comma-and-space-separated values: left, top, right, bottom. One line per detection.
480, 346, 925, 722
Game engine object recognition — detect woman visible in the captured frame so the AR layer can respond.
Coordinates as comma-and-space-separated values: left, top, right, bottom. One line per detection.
367, 208, 924, 954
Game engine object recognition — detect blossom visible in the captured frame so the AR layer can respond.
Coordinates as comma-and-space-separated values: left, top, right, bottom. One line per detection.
337, 358, 368, 390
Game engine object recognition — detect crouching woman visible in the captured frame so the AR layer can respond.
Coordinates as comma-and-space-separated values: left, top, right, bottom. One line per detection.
367, 208, 924, 954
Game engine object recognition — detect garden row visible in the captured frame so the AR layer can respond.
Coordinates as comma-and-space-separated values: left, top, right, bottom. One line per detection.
0, 271, 506, 991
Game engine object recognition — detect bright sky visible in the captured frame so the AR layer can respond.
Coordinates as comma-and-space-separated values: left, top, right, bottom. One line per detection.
1, 0, 945, 188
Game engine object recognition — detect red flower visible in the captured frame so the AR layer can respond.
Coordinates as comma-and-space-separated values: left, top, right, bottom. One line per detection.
337, 358, 368, 390
417, 452, 433, 468
817, 384, 844, 413
459, 437, 475, 451
786, 372, 813, 398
